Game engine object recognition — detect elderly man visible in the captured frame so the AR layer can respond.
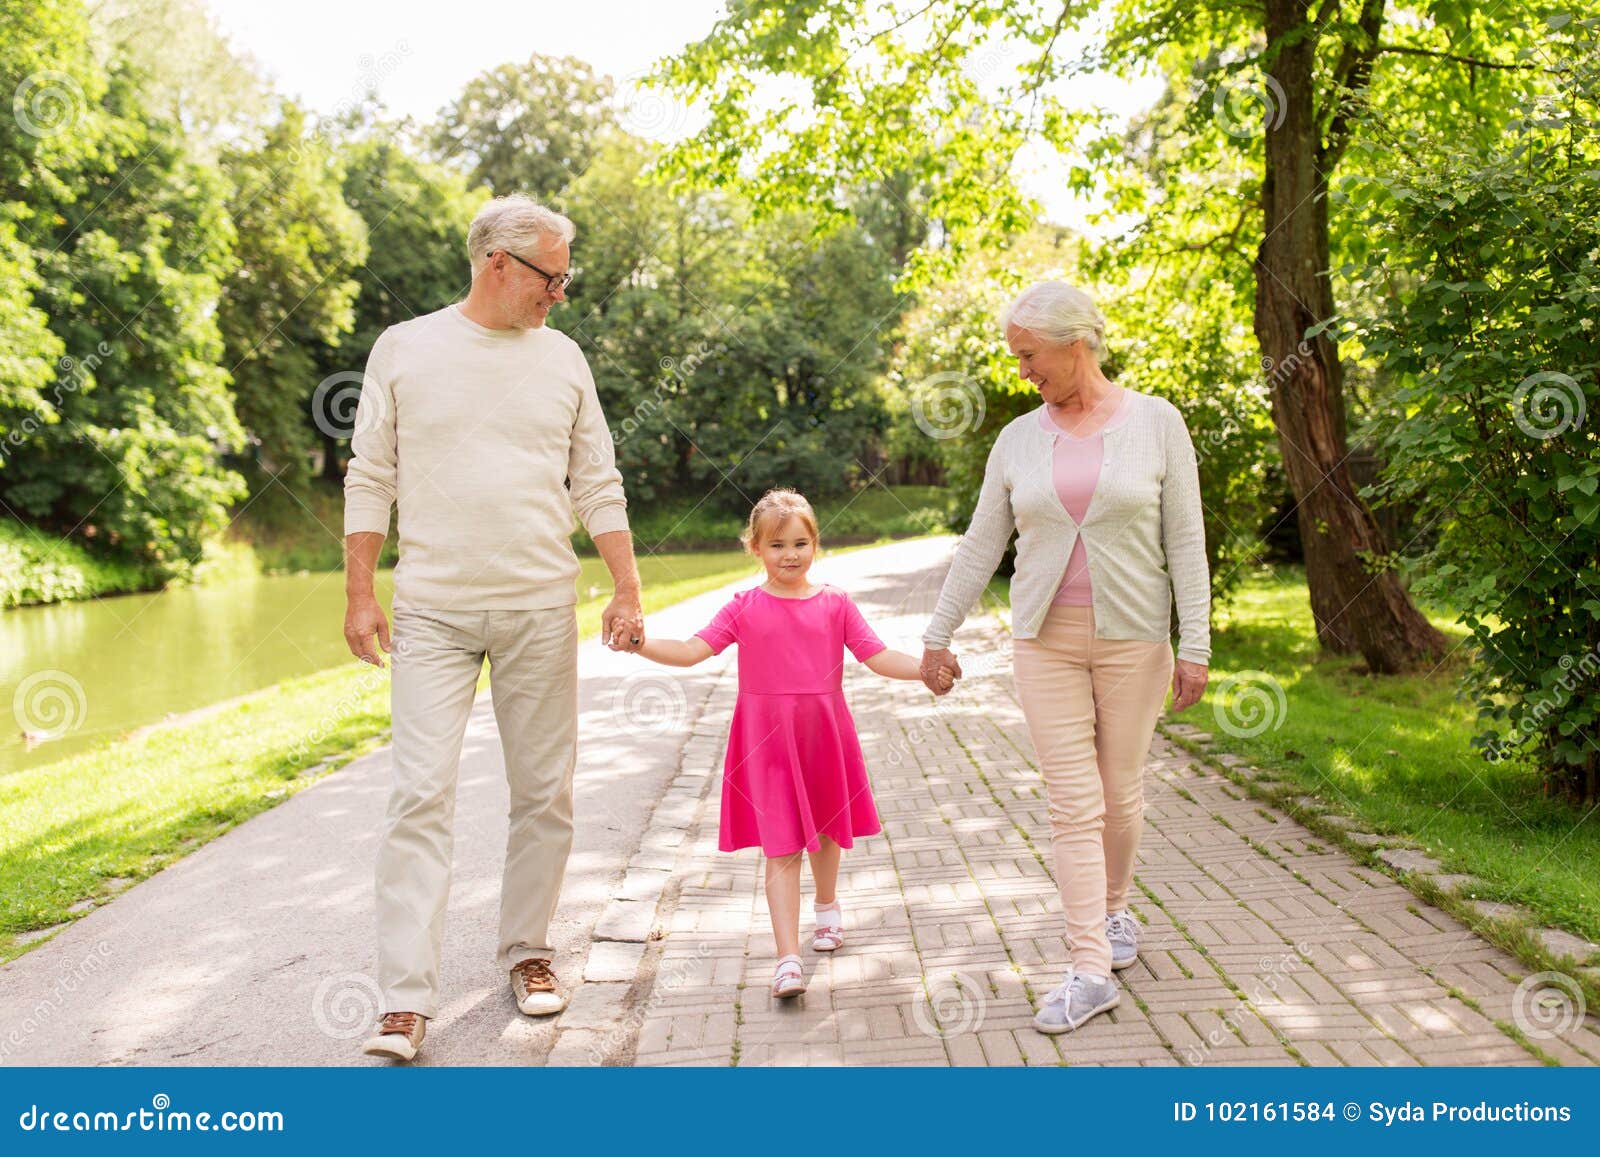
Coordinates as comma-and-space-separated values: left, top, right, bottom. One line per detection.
342, 195, 644, 1062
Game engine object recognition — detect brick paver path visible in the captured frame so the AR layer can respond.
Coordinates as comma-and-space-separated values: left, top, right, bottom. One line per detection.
554, 539, 1600, 1067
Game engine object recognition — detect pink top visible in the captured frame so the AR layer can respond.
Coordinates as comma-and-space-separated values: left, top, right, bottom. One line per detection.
1038, 390, 1132, 605
694, 584, 886, 693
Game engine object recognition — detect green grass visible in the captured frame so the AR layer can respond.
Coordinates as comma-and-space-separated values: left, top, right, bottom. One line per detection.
989, 566, 1600, 958
237, 479, 950, 572
0, 548, 766, 962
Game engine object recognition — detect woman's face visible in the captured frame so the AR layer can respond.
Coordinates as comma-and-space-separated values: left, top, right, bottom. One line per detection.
1007, 324, 1086, 405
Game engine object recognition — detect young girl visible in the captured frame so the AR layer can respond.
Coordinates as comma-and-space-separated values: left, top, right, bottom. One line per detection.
632, 488, 948, 997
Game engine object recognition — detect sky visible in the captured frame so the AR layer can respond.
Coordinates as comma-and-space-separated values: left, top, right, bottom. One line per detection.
202, 0, 1161, 232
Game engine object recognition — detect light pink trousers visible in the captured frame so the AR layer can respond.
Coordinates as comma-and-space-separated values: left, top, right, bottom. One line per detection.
1012, 605, 1174, 977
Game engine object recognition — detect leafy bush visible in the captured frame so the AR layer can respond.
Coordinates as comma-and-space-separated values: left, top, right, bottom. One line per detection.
1348, 51, 1600, 801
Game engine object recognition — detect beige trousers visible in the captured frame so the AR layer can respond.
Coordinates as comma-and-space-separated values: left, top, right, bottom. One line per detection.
375, 604, 578, 1018
1012, 605, 1173, 977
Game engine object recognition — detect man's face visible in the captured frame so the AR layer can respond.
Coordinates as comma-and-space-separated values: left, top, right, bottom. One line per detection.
499, 237, 570, 329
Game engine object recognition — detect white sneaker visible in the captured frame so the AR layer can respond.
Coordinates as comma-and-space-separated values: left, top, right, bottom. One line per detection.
1106, 910, 1140, 971
510, 957, 568, 1016
1033, 970, 1120, 1034
362, 1011, 426, 1061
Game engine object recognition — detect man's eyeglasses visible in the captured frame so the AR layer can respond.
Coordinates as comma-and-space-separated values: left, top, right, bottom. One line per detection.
498, 249, 576, 293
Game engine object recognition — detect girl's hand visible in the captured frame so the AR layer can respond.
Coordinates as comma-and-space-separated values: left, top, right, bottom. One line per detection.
1170, 658, 1208, 712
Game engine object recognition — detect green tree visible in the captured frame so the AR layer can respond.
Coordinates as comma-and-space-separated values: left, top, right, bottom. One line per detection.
87, 0, 269, 144
217, 100, 368, 487
659, 0, 1564, 671
7, 68, 246, 574
1350, 34, 1600, 800
313, 126, 486, 479
555, 132, 902, 512
431, 54, 617, 198
0, 0, 105, 461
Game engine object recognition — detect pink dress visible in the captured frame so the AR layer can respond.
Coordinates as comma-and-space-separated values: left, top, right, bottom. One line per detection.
695, 585, 887, 855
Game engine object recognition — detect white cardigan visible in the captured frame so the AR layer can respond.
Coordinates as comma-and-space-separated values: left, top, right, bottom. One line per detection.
922, 390, 1212, 664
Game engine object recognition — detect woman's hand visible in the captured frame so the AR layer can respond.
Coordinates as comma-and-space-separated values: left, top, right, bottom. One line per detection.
1170, 658, 1209, 712
920, 647, 962, 696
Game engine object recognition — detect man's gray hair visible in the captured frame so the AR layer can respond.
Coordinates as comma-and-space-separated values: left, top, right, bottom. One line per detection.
1000, 281, 1107, 360
467, 194, 576, 276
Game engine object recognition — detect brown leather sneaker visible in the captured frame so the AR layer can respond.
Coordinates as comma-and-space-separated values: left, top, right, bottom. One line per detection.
361, 1011, 426, 1061
510, 957, 568, 1016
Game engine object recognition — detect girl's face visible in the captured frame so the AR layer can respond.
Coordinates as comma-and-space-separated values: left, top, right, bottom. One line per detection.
755, 514, 816, 586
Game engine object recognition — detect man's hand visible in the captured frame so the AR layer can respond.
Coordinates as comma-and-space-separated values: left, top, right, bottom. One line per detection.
1170, 658, 1209, 712
602, 586, 645, 652
345, 594, 391, 668
919, 647, 962, 697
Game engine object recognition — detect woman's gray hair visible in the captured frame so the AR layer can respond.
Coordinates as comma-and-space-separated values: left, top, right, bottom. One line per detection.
1000, 281, 1107, 359
467, 194, 576, 276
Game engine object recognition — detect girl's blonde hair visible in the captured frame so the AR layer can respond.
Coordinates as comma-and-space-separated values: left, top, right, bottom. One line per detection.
740, 488, 821, 555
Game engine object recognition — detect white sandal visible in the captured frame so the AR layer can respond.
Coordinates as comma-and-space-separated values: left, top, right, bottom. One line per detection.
812, 903, 844, 952
772, 954, 806, 998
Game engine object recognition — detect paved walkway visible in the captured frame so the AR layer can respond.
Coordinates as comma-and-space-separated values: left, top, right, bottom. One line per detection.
546, 539, 1600, 1067
3, 537, 1596, 1067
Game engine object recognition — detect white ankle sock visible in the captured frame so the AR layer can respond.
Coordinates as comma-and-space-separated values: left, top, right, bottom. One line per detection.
814, 900, 841, 926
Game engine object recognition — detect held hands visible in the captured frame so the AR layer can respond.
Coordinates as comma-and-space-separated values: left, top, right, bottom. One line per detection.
1170, 658, 1209, 712
919, 647, 963, 697
602, 586, 646, 653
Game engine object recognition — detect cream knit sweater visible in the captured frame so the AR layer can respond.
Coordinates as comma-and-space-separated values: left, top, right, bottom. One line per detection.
343, 305, 629, 610
922, 390, 1212, 664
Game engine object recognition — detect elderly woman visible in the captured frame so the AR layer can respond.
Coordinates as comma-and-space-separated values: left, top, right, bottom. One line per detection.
920, 281, 1211, 1035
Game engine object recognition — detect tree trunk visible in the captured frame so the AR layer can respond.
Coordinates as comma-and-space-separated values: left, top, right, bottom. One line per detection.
1255, 0, 1447, 673
321, 429, 344, 483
